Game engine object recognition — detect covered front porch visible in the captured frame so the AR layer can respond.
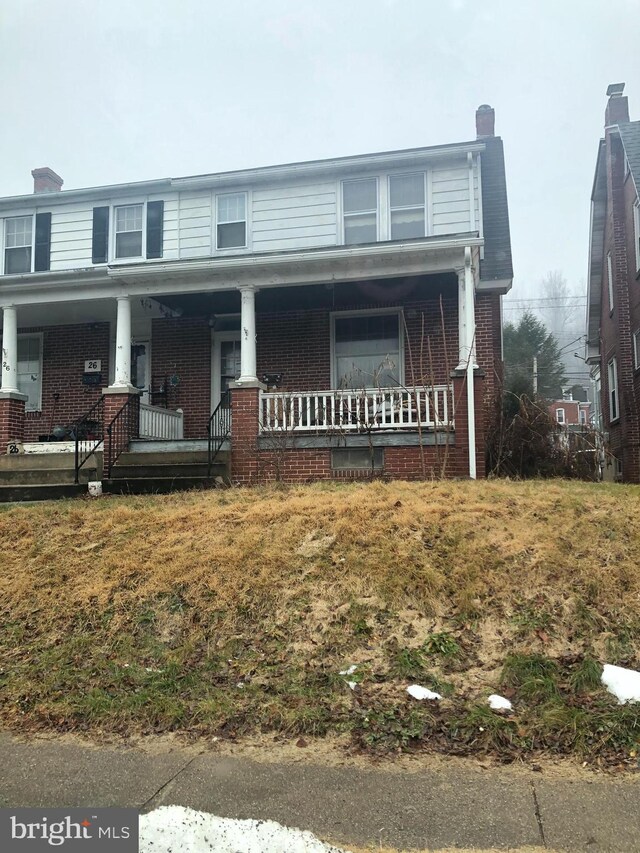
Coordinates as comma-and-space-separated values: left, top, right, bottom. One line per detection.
0, 236, 484, 485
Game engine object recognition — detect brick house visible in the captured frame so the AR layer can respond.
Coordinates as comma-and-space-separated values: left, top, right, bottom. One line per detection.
549, 398, 591, 429
0, 105, 512, 490
587, 84, 640, 483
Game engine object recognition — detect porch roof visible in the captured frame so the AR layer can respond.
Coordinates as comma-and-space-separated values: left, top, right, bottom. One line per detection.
0, 233, 487, 308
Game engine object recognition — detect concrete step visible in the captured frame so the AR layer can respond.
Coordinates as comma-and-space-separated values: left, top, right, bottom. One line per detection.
108, 463, 225, 480
118, 450, 213, 466
102, 476, 226, 495
0, 484, 86, 503
0, 452, 101, 471
0, 467, 98, 486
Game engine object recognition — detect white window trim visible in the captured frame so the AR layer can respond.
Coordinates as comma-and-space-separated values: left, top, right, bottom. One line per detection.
111, 201, 146, 262
341, 177, 379, 245
214, 191, 250, 252
556, 408, 565, 424
388, 172, 428, 241
2, 214, 37, 275
17, 331, 43, 412
634, 198, 640, 273
607, 251, 614, 313
608, 357, 619, 423
330, 307, 405, 390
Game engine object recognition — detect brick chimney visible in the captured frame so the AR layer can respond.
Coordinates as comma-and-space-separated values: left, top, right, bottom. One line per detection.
605, 82, 629, 127
31, 167, 63, 193
475, 104, 495, 138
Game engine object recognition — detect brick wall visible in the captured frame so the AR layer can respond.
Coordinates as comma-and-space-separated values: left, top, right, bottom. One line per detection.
0, 323, 111, 442
0, 396, 26, 454
599, 128, 640, 482
151, 317, 211, 439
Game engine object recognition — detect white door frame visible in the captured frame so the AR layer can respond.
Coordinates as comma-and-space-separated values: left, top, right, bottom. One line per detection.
211, 330, 242, 413
131, 338, 151, 404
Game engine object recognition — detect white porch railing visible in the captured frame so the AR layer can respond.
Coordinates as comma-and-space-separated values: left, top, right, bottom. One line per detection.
260, 386, 454, 433
139, 404, 184, 440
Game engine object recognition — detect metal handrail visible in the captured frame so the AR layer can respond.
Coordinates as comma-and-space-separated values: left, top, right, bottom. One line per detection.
74, 397, 105, 484
105, 395, 140, 478
207, 390, 231, 478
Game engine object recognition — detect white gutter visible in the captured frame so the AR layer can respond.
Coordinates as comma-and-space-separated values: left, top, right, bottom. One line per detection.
465, 247, 477, 480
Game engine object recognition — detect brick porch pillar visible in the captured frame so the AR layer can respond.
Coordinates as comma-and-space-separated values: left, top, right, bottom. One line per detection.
102, 388, 141, 477
451, 369, 486, 479
0, 391, 28, 455
230, 382, 264, 485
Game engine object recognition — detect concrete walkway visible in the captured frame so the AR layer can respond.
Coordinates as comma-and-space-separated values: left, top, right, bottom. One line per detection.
0, 733, 638, 851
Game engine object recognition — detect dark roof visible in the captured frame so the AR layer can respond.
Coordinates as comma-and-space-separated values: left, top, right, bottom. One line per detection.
619, 121, 640, 194
479, 136, 513, 284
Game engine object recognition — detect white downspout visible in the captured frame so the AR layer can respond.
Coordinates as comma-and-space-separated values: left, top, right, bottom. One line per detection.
465, 247, 477, 479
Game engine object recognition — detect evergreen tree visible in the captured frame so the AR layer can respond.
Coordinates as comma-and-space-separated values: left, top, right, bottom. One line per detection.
503, 312, 566, 405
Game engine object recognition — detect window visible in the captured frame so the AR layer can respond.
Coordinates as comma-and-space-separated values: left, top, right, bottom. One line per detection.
634, 199, 640, 272
556, 408, 565, 425
389, 173, 426, 239
634, 329, 640, 370
608, 357, 619, 422
607, 252, 614, 313
579, 408, 587, 425
17, 334, 42, 412
333, 311, 401, 388
217, 193, 246, 249
5, 216, 33, 274
331, 448, 383, 471
342, 179, 377, 244
114, 204, 143, 259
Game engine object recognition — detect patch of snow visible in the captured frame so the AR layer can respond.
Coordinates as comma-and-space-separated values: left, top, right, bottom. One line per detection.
487, 694, 513, 711
139, 806, 346, 852
601, 663, 640, 704
346, 681, 357, 690
406, 684, 442, 701
339, 665, 357, 676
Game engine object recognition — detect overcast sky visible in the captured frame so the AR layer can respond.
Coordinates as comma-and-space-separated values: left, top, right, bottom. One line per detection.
1, 0, 639, 303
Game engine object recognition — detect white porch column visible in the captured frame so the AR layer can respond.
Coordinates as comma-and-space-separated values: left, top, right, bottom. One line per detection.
456, 269, 468, 371
238, 285, 258, 383
464, 247, 477, 479
1, 305, 20, 393
455, 258, 478, 371
112, 295, 132, 388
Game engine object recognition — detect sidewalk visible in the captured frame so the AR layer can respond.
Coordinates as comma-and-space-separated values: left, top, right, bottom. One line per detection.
0, 733, 638, 851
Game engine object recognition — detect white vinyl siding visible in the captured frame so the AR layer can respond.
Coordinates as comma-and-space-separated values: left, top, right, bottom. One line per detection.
17, 334, 42, 411
178, 191, 212, 258
49, 203, 94, 270
608, 357, 619, 423
252, 183, 336, 251
431, 164, 476, 235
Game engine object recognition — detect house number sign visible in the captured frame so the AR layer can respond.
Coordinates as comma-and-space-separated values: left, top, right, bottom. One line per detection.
84, 359, 102, 373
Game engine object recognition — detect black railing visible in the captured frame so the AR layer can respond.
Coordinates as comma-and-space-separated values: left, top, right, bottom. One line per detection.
74, 397, 105, 484
207, 390, 231, 477
105, 395, 140, 478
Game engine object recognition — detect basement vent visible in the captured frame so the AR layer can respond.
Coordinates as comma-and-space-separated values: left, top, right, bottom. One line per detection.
331, 448, 383, 471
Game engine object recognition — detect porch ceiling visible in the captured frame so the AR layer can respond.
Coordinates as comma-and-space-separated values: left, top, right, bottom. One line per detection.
158, 272, 458, 317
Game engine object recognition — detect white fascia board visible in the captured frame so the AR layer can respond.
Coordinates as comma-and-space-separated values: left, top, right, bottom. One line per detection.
0, 236, 482, 307
0, 179, 172, 211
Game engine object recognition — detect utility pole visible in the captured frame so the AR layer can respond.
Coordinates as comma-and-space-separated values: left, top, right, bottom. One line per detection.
533, 355, 538, 396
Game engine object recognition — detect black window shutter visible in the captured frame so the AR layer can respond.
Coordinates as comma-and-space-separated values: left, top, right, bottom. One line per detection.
146, 200, 164, 259
92, 206, 109, 263
34, 212, 52, 272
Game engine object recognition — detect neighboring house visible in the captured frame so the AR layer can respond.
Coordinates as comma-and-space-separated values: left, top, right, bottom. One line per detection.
587, 83, 640, 483
549, 398, 591, 429
0, 105, 512, 488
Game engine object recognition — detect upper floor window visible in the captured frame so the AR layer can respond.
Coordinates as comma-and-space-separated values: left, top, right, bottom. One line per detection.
607, 251, 614, 313
556, 408, 565, 425
342, 179, 377, 245
389, 173, 426, 239
634, 199, 640, 272
5, 216, 33, 274
608, 357, 619, 422
115, 204, 143, 259
217, 193, 247, 249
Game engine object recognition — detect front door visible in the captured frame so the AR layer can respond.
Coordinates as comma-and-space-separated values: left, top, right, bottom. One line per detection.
131, 340, 151, 404
212, 333, 241, 412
